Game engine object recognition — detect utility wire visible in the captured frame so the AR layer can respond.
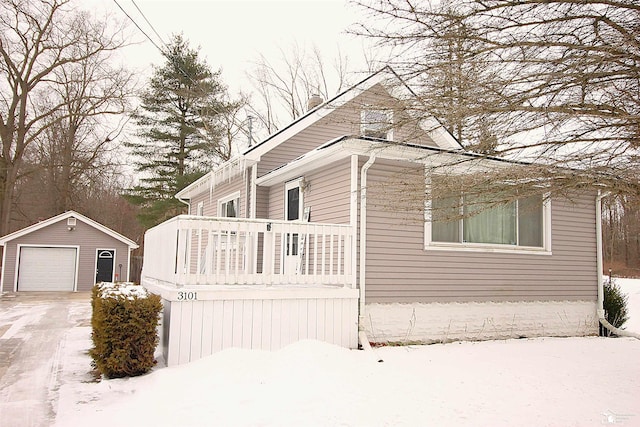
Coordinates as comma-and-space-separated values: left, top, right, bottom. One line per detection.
111, 0, 252, 153
131, 0, 167, 48
112, 0, 164, 55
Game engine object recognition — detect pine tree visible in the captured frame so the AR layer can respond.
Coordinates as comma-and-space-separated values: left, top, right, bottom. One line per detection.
126, 34, 235, 227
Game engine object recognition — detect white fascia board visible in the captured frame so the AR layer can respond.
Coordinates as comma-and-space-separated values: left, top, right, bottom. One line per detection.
73, 213, 139, 249
420, 117, 463, 150
245, 67, 461, 163
243, 108, 329, 162
383, 83, 462, 151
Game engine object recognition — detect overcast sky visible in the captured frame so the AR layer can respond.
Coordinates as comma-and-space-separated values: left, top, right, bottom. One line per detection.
92, 0, 371, 94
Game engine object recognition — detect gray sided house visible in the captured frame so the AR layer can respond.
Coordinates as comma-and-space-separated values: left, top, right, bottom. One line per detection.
142, 67, 602, 366
0, 211, 138, 292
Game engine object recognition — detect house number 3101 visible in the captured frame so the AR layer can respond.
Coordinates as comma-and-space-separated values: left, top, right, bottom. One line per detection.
177, 291, 198, 301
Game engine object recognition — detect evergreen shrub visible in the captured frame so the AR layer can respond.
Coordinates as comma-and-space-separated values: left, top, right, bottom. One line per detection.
90, 282, 162, 378
603, 279, 629, 331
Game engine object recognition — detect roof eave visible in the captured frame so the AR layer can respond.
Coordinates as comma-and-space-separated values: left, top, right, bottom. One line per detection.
175, 156, 256, 201
254, 137, 523, 188
0, 211, 139, 249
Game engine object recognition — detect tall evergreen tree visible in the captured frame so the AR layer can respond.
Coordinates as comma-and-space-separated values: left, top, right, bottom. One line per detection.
126, 35, 236, 227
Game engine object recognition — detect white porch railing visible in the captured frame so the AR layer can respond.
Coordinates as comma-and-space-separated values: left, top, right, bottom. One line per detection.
142, 215, 355, 287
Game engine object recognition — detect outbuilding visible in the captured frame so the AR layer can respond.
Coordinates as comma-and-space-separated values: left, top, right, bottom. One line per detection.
0, 211, 139, 292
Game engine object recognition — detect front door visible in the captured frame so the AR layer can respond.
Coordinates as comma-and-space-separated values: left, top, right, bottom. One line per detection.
96, 249, 115, 283
283, 180, 302, 273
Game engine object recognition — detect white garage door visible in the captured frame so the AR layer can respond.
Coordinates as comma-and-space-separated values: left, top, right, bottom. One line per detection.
17, 247, 77, 291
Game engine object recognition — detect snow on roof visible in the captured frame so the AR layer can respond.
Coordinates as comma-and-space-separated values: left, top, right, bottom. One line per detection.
175, 156, 252, 201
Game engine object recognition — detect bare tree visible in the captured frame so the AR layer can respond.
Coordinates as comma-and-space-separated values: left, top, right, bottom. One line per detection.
245, 43, 352, 137
29, 46, 133, 214
0, 0, 131, 234
215, 92, 250, 156
355, 4, 496, 149
603, 195, 640, 276
352, 0, 640, 199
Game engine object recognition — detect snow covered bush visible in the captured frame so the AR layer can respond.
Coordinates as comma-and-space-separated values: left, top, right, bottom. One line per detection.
90, 282, 162, 378
603, 279, 629, 331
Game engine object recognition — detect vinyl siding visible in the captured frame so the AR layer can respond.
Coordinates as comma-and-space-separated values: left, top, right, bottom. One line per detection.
188, 172, 247, 218
258, 114, 351, 177
268, 182, 286, 220
363, 159, 598, 303
301, 158, 352, 225
259, 158, 353, 275
1, 219, 131, 292
257, 84, 438, 177
255, 186, 269, 219
264, 158, 351, 224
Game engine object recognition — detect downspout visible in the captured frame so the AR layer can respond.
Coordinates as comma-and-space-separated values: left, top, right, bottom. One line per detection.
358, 152, 378, 349
596, 190, 640, 339
596, 190, 610, 321
250, 165, 257, 219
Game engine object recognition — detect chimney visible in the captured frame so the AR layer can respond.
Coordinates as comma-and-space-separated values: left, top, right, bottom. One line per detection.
307, 93, 323, 111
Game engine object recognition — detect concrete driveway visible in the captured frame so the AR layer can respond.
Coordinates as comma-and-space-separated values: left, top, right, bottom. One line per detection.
0, 292, 91, 427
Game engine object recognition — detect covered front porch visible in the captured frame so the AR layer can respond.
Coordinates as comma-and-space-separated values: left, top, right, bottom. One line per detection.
141, 215, 359, 366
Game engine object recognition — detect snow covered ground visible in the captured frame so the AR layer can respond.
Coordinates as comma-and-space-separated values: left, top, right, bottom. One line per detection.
53, 280, 640, 427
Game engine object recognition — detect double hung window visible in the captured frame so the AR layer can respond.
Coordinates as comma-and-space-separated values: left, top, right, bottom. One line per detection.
218, 192, 240, 218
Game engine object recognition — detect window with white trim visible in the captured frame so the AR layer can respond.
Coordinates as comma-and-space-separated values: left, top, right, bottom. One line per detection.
218, 192, 240, 218
285, 180, 302, 221
196, 201, 204, 216
284, 179, 304, 259
429, 185, 548, 250
361, 109, 393, 140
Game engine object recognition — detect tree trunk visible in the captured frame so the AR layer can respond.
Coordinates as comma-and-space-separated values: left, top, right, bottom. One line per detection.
0, 165, 18, 236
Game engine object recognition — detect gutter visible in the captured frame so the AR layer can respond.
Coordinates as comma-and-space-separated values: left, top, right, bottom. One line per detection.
595, 190, 640, 339
176, 194, 190, 211
358, 152, 378, 339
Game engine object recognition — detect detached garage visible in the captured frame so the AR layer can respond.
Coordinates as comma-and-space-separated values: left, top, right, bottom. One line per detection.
0, 211, 138, 292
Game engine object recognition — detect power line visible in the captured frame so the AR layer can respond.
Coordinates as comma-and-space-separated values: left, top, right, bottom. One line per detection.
130, 0, 167, 48
111, 0, 251, 148
111, 0, 165, 55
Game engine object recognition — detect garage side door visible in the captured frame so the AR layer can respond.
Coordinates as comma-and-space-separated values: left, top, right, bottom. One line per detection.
17, 247, 77, 291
